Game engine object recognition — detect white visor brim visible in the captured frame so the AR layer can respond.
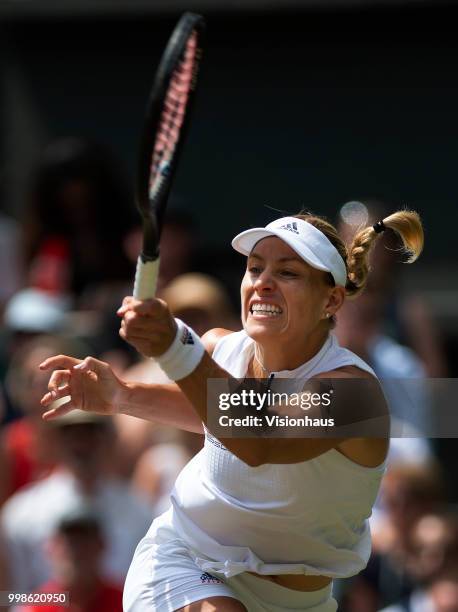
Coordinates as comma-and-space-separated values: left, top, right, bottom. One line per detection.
231, 217, 347, 287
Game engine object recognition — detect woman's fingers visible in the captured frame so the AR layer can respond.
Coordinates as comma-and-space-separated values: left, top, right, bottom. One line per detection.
40, 357, 107, 410
121, 311, 168, 336
39, 355, 80, 371
117, 297, 169, 321
42, 397, 75, 421
73, 356, 112, 378
40, 353, 118, 421
70, 358, 112, 410
118, 298, 177, 358
116, 296, 137, 316
118, 327, 155, 355
41, 384, 70, 407
40, 370, 70, 407
130, 298, 168, 317
48, 370, 71, 392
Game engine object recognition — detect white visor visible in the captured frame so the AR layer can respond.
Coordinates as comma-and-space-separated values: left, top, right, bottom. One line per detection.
231, 216, 347, 287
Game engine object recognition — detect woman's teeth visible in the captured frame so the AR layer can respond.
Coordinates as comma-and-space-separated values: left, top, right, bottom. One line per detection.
250, 304, 282, 316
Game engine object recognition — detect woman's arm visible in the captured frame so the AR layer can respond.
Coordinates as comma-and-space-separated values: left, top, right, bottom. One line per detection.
39, 354, 204, 433
118, 328, 235, 433
117, 382, 204, 434
39, 328, 233, 435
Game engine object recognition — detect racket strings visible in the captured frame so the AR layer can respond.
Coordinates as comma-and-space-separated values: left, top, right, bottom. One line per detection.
150, 32, 199, 198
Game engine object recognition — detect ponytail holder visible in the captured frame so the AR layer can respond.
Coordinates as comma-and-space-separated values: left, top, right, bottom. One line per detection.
373, 220, 386, 234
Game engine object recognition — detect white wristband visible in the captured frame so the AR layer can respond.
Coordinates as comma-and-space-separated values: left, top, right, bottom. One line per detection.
155, 318, 205, 381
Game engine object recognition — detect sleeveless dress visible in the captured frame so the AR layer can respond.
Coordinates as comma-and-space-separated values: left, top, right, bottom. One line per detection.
123, 331, 387, 612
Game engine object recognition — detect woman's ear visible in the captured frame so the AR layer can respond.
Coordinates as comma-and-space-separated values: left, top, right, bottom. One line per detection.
324, 286, 346, 318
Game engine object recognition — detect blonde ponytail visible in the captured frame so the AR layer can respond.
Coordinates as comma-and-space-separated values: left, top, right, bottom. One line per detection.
295, 209, 424, 299
346, 210, 424, 297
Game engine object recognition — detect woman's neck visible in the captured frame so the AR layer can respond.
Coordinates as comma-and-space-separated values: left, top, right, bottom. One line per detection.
253, 326, 330, 374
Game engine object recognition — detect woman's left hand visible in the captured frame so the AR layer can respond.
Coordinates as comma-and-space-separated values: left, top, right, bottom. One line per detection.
117, 297, 177, 358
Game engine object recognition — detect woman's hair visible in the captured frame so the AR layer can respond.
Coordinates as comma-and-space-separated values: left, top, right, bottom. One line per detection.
294, 209, 424, 298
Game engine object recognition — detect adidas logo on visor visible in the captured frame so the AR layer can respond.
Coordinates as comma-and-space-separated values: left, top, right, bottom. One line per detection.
279, 221, 299, 234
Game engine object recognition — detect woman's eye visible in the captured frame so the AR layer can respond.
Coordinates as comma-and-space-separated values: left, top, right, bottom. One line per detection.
248, 266, 261, 274
280, 270, 298, 278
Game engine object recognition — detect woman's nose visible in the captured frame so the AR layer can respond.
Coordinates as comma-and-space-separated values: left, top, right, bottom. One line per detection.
253, 269, 275, 292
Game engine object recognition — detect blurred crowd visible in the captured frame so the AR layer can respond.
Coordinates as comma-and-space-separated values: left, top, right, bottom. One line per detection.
0, 139, 456, 612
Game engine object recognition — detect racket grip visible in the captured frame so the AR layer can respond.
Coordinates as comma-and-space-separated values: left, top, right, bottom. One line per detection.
133, 256, 160, 299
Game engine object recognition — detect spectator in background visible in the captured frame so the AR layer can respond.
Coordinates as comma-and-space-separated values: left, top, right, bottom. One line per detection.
0, 285, 73, 425
14, 506, 123, 612
0, 267, 70, 351
160, 272, 240, 336
341, 461, 446, 611
1, 260, 138, 384
1, 408, 152, 592
375, 462, 446, 560
405, 513, 458, 586
4, 289, 70, 340
381, 512, 458, 612
20, 139, 137, 300
1, 336, 90, 498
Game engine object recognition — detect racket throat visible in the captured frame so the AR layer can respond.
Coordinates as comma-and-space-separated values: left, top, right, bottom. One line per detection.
139, 250, 160, 264
140, 217, 161, 261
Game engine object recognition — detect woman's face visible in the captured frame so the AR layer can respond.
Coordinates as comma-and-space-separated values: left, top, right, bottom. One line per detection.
241, 237, 337, 347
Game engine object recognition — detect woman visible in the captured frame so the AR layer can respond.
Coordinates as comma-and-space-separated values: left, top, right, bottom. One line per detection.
40, 211, 423, 611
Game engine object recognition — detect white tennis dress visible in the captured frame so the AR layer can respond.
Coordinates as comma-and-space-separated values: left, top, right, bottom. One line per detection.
123, 331, 386, 612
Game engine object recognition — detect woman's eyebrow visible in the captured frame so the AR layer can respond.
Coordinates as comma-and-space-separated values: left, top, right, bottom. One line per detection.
277, 256, 303, 263
248, 253, 302, 264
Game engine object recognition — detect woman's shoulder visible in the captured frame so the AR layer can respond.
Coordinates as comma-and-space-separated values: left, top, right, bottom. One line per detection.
201, 328, 246, 357
321, 334, 377, 378
314, 364, 376, 380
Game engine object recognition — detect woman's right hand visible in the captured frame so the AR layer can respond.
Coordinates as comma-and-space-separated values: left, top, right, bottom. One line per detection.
39, 355, 126, 420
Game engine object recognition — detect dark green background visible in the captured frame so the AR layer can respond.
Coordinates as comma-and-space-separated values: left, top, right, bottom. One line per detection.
2, 4, 458, 262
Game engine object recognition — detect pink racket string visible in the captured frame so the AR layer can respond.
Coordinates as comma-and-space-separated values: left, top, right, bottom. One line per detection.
149, 32, 198, 200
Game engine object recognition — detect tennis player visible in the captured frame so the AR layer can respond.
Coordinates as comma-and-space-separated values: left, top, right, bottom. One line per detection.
40, 211, 423, 612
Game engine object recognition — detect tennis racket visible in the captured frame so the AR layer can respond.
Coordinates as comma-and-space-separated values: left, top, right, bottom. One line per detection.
133, 12, 205, 300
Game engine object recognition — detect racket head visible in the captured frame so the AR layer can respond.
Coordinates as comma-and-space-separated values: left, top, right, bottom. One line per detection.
136, 12, 205, 262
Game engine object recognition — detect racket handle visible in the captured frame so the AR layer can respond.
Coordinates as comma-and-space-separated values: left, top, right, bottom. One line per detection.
133, 256, 160, 299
